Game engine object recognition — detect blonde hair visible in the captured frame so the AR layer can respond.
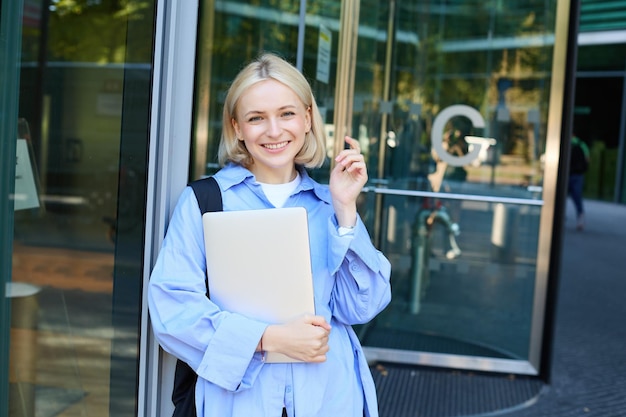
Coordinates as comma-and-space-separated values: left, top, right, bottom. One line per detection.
218, 53, 327, 168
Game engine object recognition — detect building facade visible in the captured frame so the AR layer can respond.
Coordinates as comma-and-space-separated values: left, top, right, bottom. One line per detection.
0, 0, 623, 416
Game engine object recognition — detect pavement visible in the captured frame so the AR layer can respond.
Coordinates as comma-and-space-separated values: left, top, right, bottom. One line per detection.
505, 198, 626, 417
371, 198, 626, 417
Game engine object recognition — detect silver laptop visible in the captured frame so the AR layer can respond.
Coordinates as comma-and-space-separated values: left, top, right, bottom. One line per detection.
202, 206, 315, 363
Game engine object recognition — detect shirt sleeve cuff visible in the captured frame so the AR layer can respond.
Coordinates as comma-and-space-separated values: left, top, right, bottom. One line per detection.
337, 226, 356, 236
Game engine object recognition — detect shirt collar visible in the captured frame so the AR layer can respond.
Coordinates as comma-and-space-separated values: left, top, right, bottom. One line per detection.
217, 163, 332, 204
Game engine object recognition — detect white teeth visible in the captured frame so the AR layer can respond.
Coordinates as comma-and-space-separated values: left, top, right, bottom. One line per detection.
264, 142, 288, 150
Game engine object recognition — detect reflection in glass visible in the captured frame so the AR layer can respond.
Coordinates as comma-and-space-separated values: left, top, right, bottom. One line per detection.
352, 0, 557, 368
358, 193, 539, 360
9, 1, 155, 416
192, 0, 343, 183
355, 1, 556, 192
192, 0, 304, 179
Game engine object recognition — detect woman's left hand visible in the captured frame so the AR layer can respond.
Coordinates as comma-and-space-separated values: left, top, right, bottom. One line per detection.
330, 136, 368, 228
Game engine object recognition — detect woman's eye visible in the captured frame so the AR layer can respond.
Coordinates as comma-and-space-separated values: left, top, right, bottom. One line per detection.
248, 116, 262, 122
281, 111, 295, 118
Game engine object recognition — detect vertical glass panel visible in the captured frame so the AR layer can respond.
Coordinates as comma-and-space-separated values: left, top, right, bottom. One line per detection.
302, 0, 342, 183
7, 1, 155, 416
192, 0, 303, 179
192, 0, 343, 181
352, 0, 559, 372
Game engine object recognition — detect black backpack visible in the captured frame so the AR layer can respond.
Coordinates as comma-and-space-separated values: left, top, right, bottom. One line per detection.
172, 176, 222, 417
570, 142, 589, 174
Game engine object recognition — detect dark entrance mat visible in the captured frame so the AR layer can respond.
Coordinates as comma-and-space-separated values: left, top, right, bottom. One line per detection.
372, 363, 545, 417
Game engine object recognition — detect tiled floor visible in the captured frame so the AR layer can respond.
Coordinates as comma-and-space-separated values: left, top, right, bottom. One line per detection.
10, 243, 115, 417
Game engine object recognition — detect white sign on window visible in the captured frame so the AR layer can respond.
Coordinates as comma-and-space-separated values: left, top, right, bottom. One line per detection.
14, 139, 40, 211
316, 25, 331, 84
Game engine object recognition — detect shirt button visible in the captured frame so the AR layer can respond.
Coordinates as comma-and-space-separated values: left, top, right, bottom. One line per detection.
286, 386, 292, 393
350, 263, 361, 272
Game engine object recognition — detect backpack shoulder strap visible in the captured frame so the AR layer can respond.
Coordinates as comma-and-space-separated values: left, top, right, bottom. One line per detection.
189, 176, 223, 214
172, 177, 222, 413
188, 176, 222, 297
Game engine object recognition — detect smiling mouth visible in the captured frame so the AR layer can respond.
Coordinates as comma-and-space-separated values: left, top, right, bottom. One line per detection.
263, 141, 289, 150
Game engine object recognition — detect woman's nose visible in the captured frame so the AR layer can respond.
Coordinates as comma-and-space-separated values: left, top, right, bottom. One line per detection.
266, 118, 282, 137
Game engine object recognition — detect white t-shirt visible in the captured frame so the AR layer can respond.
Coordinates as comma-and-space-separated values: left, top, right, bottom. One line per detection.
259, 174, 301, 208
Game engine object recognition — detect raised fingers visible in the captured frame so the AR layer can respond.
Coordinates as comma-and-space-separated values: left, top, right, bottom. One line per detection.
335, 136, 364, 168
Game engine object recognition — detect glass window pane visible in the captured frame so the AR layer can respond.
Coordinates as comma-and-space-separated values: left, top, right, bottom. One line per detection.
352, 0, 560, 371
358, 193, 539, 360
356, 0, 557, 194
6, 1, 156, 415
192, 0, 303, 179
192, 0, 343, 182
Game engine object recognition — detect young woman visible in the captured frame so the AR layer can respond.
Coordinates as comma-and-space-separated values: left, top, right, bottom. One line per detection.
148, 53, 392, 417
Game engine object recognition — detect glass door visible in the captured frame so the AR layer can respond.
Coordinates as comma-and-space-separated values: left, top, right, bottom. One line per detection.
351, 0, 568, 375
1, 1, 157, 416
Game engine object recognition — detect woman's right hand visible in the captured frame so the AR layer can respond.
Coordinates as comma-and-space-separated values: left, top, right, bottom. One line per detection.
261, 315, 331, 362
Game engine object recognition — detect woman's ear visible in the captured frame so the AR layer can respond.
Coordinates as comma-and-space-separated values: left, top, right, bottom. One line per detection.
305, 106, 312, 133
231, 118, 242, 140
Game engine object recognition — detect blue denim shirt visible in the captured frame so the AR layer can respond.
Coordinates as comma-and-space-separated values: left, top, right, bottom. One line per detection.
148, 163, 392, 417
